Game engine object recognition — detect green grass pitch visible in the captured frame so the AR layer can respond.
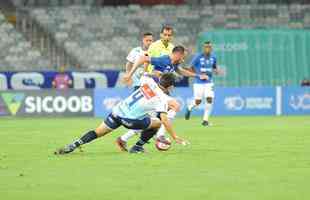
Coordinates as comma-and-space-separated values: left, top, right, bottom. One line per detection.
0, 116, 310, 200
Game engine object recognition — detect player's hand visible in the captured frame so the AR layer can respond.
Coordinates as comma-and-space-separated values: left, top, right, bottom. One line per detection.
199, 74, 209, 80
215, 68, 226, 76
174, 136, 190, 146
122, 74, 132, 86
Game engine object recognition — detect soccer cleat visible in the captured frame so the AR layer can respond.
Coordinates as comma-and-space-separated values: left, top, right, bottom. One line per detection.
54, 144, 76, 155
129, 145, 145, 154
115, 137, 128, 152
202, 121, 209, 127
185, 107, 191, 120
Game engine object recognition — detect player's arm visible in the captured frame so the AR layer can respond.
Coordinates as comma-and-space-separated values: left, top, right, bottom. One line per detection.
124, 55, 150, 81
212, 60, 225, 76
125, 61, 134, 73
176, 67, 208, 80
159, 112, 188, 145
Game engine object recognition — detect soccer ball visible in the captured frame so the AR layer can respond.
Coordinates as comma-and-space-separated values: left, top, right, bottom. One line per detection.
155, 137, 171, 151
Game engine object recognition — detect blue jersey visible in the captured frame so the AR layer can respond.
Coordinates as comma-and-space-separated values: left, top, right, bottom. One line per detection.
190, 53, 217, 84
150, 55, 179, 73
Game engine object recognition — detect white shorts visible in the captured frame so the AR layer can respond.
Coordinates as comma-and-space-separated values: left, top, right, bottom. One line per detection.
193, 83, 215, 100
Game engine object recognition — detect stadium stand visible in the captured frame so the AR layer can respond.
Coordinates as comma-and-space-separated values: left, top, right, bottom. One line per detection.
0, 0, 309, 71
0, 10, 51, 71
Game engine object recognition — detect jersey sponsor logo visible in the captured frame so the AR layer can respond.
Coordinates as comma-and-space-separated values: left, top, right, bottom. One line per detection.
141, 84, 156, 99
1, 93, 25, 115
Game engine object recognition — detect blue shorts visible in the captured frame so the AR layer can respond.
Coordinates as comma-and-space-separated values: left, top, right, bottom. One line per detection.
104, 113, 151, 130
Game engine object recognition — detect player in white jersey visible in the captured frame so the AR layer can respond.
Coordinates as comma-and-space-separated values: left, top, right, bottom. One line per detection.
55, 73, 188, 154
125, 32, 153, 89
116, 32, 153, 151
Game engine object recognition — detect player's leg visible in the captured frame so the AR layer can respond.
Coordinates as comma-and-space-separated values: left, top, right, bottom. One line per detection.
116, 86, 141, 150
202, 83, 215, 126
155, 98, 180, 140
116, 129, 141, 152
185, 83, 203, 120
129, 118, 161, 153
55, 113, 121, 155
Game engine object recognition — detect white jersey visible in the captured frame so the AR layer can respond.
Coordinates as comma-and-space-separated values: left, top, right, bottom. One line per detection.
126, 46, 146, 87
113, 76, 168, 119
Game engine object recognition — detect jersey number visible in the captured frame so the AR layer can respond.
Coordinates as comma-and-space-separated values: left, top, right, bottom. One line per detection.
128, 90, 144, 107
128, 84, 156, 107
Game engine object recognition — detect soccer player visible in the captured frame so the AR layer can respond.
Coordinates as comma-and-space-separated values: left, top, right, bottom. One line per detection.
122, 46, 207, 146
185, 41, 223, 126
55, 73, 188, 155
116, 32, 153, 151
117, 25, 175, 150
125, 32, 153, 89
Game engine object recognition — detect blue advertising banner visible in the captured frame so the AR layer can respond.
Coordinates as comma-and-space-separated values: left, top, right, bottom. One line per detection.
282, 87, 310, 115
94, 88, 130, 118
0, 71, 189, 90
172, 87, 277, 116
212, 87, 277, 116
93, 87, 278, 117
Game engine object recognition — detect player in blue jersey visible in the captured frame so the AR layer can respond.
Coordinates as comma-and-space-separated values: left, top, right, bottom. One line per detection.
55, 73, 188, 154
185, 41, 224, 126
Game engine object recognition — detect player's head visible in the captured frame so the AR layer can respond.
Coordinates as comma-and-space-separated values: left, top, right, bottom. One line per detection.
142, 32, 153, 50
170, 45, 186, 64
160, 25, 173, 45
158, 73, 175, 93
203, 41, 213, 55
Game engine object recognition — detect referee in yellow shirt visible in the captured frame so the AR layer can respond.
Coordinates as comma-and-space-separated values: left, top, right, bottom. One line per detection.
146, 25, 174, 73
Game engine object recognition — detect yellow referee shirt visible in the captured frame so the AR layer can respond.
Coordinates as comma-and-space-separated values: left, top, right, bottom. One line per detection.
146, 39, 174, 72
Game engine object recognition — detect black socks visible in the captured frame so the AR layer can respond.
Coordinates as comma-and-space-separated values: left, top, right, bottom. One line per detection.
135, 128, 158, 146
73, 130, 98, 148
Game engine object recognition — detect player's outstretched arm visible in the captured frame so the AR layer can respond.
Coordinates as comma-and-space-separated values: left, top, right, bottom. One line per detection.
176, 67, 208, 80
159, 112, 189, 145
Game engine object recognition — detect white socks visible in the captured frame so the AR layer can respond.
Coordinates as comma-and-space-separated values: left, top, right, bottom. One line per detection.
188, 100, 198, 111
203, 102, 212, 121
120, 130, 140, 142
156, 109, 176, 138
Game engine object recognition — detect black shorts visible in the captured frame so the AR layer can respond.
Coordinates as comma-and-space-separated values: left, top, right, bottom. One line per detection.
104, 113, 151, 130
133, 86, 140, 92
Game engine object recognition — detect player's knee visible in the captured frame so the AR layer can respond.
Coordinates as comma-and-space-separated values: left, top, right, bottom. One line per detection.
150, 119, 161, 129
95, 122, 112, 137
168, 100, 181, 112
206, 97, 213, 104
195, 99, 202, 105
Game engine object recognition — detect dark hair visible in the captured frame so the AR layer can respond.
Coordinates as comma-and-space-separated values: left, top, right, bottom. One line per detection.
160, 24, 173, 33
159, 73, 175, 89
142, 32, 153, 37
204, 41, 212, 45
172, 45, 185, 54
